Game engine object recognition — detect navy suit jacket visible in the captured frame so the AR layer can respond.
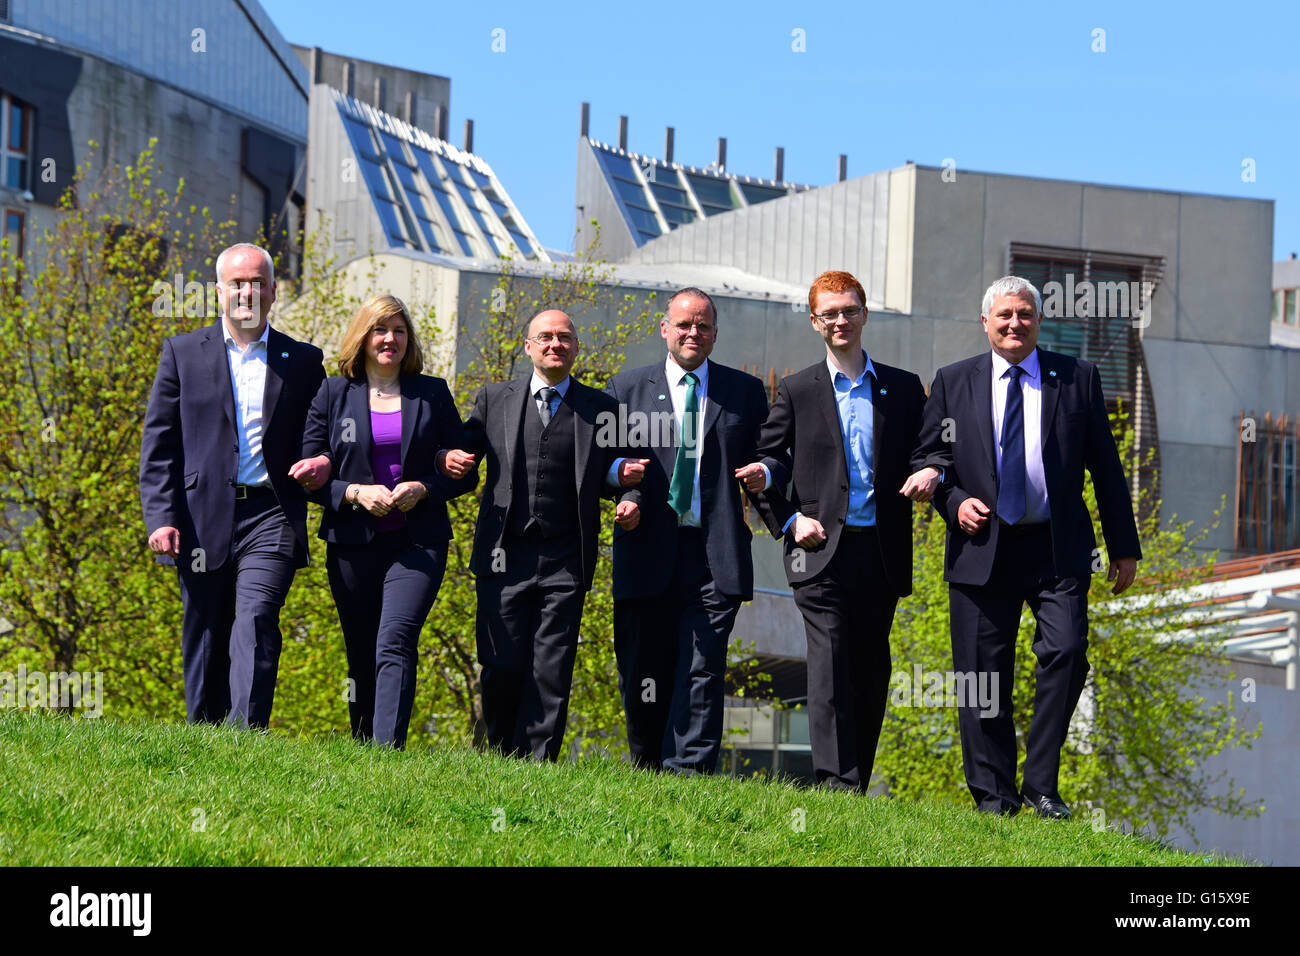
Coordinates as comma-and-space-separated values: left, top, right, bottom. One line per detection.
300, 373, 477, 546
754, 358, 928, 597
461, 374, 639, 591
139, 321, 326, 569
915, 348, 1142, 585
605, 359, 770, 601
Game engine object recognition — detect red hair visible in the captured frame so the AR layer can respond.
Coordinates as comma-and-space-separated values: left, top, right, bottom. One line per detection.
808, 271, 866, 313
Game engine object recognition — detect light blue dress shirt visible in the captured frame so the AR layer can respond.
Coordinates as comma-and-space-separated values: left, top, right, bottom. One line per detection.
832, 351, 876, 527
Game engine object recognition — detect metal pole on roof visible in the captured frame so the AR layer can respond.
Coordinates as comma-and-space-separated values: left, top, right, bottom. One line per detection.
665, 127, 675, 164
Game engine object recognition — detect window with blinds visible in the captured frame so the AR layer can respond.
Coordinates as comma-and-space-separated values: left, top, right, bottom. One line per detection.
1236, 412, 1300, 554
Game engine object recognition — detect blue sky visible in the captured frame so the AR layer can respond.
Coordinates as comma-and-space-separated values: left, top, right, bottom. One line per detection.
263, 0, 1300, 259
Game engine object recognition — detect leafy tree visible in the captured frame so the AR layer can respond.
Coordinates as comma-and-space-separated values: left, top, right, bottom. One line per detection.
875, 411, 1263, 840
0, 139, 233, 715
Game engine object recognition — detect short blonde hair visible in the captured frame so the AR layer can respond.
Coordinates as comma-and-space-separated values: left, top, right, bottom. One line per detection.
337, 295, 425, 378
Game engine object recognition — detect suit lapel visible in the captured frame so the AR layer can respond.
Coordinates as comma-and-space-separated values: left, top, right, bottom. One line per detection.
1038, 349, 1061, 444
263, 327, 287, 428
700, 360, 722, 442
504, 375, 530, 483
814, 364, 850, 480
871, 369, 884, 475
570, 378, 592, 491
347, 377, 375, 481
399, 374, 422, 466
203, 322, 237, 433
644, 369, 677, 479
969, 353, 996, 481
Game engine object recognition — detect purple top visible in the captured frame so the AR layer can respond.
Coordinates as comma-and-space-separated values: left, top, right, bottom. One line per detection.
370, 409, 404, 532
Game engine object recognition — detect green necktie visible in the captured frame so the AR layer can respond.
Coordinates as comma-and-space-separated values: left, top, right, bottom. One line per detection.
668, 371, 699, 516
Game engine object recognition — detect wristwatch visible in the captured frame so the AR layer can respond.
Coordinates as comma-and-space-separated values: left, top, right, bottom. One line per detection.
347, 484, 361, 510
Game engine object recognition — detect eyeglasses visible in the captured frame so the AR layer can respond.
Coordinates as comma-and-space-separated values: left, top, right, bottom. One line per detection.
529, 332, 576, 346
812, 307, 865, 322
669, 321, 716, 335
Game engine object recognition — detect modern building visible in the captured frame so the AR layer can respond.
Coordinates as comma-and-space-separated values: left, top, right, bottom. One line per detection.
0, 0, 309, 272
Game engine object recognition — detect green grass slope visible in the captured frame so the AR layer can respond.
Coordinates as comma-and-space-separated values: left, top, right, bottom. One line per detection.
0, 712, 1238, 866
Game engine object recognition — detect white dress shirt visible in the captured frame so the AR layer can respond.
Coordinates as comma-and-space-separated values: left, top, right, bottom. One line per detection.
223, 319, 270, 487
990, 347, 1050, 523
665, 355, 709, 528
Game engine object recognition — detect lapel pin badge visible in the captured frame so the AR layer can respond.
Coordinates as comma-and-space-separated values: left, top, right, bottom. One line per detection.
658, 394, 666, 400
1049, 369, 1057, 377
281, 351, 289, 358
879, 387, 887, 396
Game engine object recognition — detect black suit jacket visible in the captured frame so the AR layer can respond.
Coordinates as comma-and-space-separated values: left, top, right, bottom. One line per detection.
605, 359, 770, 601
140, 321, 326, 569
462, 374, 638, 591
915, 348, 1142, 585
754, 358, 928, 597
300, 373, 477, 546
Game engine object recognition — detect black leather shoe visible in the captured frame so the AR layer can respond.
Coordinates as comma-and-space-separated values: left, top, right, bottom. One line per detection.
1021, 790, 1072, 820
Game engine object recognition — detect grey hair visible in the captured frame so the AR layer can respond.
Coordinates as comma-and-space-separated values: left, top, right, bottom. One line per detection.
215, 242, 275, 284
981, 275, 1042, 317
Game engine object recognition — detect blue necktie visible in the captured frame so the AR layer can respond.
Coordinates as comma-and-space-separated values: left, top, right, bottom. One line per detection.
997, 365, 1026, 525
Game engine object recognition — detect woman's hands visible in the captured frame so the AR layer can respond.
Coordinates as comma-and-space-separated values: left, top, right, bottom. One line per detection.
350, 481, 426, 516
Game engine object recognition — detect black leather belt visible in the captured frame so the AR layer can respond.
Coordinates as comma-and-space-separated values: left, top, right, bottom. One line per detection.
843, 524, 876, 534
234, 483, 273, 500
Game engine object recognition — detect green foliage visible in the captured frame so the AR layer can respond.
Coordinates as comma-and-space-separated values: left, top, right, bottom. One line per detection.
0, 710, 1236, 865
0, 139, 233, 719
876, 409, 1263, 841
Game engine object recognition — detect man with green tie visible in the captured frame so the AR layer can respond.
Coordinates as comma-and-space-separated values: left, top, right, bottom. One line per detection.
605, 288, 773, 774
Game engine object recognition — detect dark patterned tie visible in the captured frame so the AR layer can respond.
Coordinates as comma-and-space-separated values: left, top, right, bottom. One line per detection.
538, 386, 558, 427
997, 365, 1026, 525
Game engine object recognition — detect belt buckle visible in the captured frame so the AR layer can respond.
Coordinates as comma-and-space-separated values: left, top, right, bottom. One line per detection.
235, 484, 248, 500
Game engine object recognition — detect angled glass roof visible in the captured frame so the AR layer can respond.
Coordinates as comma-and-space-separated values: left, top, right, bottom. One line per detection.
588, 139, 810, 247
334, 89, 547, 261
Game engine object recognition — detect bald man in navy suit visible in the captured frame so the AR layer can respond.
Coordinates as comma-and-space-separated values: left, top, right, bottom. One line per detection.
141, 243, 327, 728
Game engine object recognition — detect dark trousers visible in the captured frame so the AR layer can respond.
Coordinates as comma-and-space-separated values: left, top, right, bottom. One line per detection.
326, 529, 447, 748
614, 528, 741, 774
176, 490, 297, 728
949, 522, 1090, 813
475, 528, 585, 760
792, 528, 898, 791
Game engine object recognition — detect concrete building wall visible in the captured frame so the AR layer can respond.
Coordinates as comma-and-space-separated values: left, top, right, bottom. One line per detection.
292, 45, 449, 135
61, 55, 287, 253
10, 0, 308, 142
1166, 678, 1300, 865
